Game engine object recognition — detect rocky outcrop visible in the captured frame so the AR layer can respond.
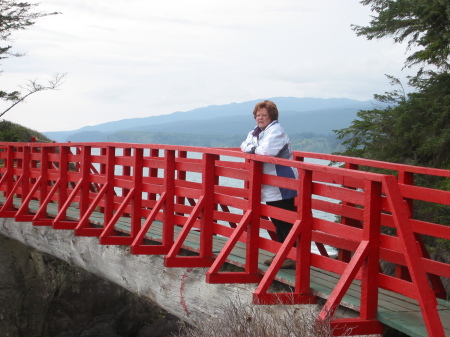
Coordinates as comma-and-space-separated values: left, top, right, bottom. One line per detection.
0, 234, 181, 337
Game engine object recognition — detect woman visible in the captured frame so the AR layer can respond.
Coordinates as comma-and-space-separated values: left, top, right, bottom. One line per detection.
240, 100, 297, 269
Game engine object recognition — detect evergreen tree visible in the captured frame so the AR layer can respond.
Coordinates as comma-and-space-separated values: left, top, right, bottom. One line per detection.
334, 0, 450, 252
335, 72, 450, 169
353, 0, 450, 70
335, 0, 450, 169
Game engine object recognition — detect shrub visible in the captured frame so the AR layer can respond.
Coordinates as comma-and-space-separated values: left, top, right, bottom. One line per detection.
176, 297, 350, 337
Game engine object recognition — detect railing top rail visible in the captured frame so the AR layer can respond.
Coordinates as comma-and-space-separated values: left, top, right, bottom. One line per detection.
0, 142, 392, 183
4, 141, 448, 179
293, 150, 450, 178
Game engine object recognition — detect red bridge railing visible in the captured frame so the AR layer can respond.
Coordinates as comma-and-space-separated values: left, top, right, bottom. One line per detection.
0, 141, 449, 336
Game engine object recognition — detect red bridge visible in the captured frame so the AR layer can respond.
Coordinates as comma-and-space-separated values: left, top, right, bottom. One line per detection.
0, 141, 449, 336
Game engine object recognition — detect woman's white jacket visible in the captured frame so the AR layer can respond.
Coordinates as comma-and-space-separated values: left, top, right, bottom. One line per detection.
240, 120, 298, 202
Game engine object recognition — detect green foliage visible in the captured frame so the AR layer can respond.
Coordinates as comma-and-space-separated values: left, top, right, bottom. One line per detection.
334, 73, 450, 248
354, 0, 450, 70
334, 74, 450, 255
335, 72, 450, 169
0, 120, 51, 142
338, 1, 450, 168
336, 1, 450, 256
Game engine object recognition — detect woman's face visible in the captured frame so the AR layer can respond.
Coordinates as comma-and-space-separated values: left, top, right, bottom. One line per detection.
255, 108, 271, 130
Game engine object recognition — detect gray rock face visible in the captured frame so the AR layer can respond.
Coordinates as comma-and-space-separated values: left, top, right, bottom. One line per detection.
0, 235, 181, 337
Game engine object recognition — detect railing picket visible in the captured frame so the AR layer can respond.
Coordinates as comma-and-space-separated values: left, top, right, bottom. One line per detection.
162, 149, 175, 248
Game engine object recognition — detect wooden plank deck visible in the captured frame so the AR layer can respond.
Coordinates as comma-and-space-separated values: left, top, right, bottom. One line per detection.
5, 199, 450, 337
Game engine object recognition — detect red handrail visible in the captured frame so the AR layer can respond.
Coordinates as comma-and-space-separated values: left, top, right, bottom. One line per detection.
0, 141, 448, 336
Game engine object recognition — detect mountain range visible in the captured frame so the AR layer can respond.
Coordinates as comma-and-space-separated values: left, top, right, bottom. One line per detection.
44, 97, 379, 144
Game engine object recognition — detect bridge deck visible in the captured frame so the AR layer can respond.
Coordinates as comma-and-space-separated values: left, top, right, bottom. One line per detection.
10, 199, 450, 337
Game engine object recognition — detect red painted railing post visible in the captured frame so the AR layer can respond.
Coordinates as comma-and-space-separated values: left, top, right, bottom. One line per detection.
294, 169, 314, 298
122, 147, 132, 200
79, 146, 92, 220
31, 146, 50, 223
97, 147, 107, 214
130, 147, 144, 238
175, 150, 187, 211
198, 153, 217, 259
162, 149, 175, 248
395, 170, 414, 281
245, 159, 262, 275
57, 146, 69, 218
103, 146, 116, 229
5, 145, 15, 198
20, 146, 30, 201
360, 180, 382, 321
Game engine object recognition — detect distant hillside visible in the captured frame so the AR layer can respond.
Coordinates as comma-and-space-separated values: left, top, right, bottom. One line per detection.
44, 97, 379, 143
118, 107, 360, 136
0, 120, 51, 143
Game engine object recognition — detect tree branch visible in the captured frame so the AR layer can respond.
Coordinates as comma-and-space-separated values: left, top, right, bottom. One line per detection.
0, 72, 67, 118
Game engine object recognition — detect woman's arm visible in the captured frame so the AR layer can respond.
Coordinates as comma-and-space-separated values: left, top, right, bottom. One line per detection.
240, 131, 256, 153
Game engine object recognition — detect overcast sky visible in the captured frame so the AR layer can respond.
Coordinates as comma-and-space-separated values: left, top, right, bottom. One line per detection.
1, 0, 419, 132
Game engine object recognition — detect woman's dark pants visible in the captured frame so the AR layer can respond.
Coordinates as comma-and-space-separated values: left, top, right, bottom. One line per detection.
266, 197, 296, 243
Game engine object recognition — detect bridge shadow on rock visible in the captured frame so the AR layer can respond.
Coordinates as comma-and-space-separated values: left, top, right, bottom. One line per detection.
0, 234, 181, 337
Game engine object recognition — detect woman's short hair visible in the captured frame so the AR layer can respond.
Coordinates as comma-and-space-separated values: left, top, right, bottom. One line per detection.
253, 100, 279, 121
